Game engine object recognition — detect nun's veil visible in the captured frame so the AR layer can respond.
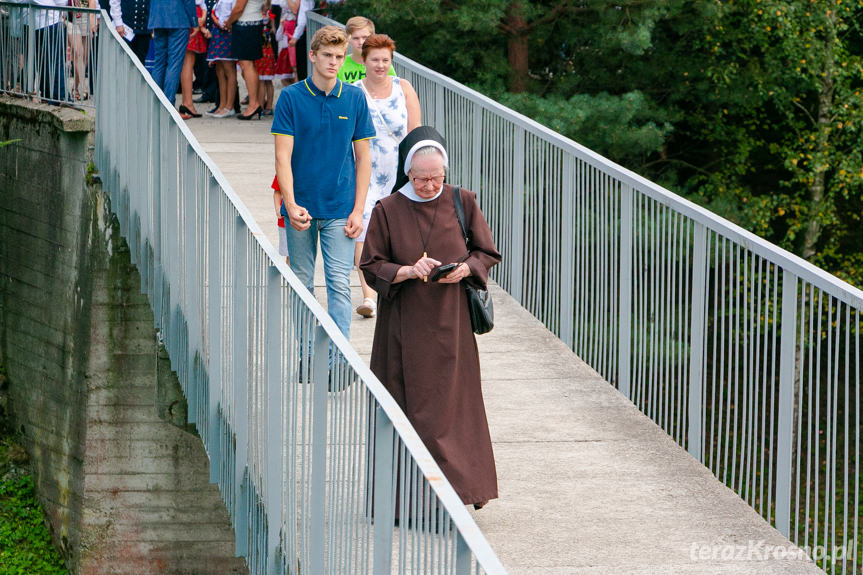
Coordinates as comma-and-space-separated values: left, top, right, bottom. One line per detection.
390, 126, 449, 195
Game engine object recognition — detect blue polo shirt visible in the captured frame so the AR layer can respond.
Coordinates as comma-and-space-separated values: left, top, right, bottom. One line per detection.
272, 78, 375, 219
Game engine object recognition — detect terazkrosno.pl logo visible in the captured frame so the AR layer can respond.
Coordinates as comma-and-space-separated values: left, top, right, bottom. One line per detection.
689, 541, 855, 562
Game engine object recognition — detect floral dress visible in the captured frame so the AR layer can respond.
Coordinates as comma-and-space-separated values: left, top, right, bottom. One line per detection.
354, 77, 409, 242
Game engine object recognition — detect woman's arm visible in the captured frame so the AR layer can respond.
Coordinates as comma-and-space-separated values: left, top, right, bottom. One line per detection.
225, 0, 248, 27
400, 79, 422, 131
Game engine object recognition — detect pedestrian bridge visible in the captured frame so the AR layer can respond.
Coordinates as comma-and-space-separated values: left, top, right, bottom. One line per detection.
30, 7, 862, 575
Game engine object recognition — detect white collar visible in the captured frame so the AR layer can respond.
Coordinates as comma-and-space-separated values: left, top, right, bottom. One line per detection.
397, 181, 443, 202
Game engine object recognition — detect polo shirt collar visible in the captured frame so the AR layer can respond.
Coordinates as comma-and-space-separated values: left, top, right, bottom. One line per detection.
303, 78, 343, 98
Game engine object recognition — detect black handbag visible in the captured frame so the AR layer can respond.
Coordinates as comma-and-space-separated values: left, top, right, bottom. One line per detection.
452, 187, 494, 335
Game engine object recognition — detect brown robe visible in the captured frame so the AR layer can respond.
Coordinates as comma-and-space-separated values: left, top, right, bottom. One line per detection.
360, 184, 501, 506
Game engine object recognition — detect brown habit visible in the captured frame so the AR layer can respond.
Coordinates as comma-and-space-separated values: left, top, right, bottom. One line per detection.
360, 185, 501, 506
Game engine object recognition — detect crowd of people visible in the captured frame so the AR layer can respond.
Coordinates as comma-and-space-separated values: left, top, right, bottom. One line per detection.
106, 0, 316, 118
271, 20, 501, 511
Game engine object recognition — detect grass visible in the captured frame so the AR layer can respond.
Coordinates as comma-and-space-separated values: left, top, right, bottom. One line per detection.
0, 364, 68, 575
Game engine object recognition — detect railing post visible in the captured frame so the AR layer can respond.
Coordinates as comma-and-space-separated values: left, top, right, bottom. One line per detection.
509, 127, 525, 302
687, 223, 708, 460
265, 265, 283, 575
617, 184, 633, 399
775, 270, 799, 537
26, 6, 35, 95
153, 106, 166, 330
455, 532, 471, 575
233, 215, 249, 557
309, 325, 330, 573
207, 176, 222, 484
470, 105, 482, 196
372, 406, 395, 575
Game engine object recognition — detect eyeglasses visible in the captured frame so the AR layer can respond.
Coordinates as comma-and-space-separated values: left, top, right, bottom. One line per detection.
409, 173, 446, 187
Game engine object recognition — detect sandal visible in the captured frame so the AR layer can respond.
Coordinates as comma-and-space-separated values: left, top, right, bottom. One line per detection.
179, 104, 202, 118
356, 297, 377, 318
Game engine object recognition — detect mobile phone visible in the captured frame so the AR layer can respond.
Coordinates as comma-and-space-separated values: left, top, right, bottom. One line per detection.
430, 263, 458, 282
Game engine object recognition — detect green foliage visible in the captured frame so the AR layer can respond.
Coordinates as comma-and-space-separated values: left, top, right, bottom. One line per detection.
332, 0, 863, 287
499, 90, 675, 169
0, 440, 68, 575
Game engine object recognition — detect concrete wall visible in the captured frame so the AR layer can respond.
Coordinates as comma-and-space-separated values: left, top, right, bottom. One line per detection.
0, 97, 246, 575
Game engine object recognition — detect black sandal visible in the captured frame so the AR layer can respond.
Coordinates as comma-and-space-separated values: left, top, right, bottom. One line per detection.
179, 105, 202, 118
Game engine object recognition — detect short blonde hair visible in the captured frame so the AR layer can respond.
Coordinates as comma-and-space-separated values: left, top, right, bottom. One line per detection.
310, 25, 349, 53
345, 16, 375, 36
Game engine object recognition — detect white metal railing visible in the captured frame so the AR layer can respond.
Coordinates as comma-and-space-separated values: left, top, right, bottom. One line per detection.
0, 1, 99, 106
93, 13, 506, 575
309, 11, 862, 574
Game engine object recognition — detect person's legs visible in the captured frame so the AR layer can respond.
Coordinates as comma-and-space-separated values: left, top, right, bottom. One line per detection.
355, 240, 376, 297
318, 218, 354, 339
285, 221, 319, 360
161, 27, 188, 102
224, 61, 237, 111
284, 223, 317, 295
128, 34, 150, 64
180, 50, 196, 112
238, 59, 259, 114
70, 33, 84, 97
201, 62, 219, 103
150, 29, 169, 92
263, 79, 274, 110
214, 61, 227, 112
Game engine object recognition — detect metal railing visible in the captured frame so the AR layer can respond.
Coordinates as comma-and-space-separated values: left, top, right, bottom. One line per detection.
0, 1, 99, 106
93, 14, 506, 575
309, 10, 863, 574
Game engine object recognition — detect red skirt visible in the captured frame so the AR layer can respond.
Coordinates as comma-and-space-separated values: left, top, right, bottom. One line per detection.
274, 20, 296, 79
187, 30, 208, 54
255, 36, 276, 78
186, 7, 207, 54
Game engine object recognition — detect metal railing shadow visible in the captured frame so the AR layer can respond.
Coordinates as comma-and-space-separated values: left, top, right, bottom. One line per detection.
92, 13, 506, 575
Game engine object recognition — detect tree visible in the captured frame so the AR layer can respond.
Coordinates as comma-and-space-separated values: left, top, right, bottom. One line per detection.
677, 0, 863, 283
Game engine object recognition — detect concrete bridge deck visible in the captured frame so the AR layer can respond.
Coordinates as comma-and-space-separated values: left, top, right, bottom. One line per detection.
186, 92, 822, 575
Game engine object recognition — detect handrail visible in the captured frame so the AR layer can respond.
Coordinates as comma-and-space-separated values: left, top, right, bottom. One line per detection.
93, 11, 506, 575
308, 11, 861, 573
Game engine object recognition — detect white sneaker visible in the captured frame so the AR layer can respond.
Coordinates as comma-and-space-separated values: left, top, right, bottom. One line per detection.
356, 297, 377, 318
212, 109, 236, 118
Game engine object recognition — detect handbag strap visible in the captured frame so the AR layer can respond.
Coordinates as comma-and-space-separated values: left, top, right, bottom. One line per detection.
452, 186, 469, 247
452, 186, 474, 264
359, 80, 398, 141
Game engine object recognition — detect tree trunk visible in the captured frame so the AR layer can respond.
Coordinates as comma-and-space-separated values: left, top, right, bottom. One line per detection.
505, 1, 529, 93
800, 15, 836, 262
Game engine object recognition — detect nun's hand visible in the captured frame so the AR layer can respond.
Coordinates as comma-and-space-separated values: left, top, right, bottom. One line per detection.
438, 262, 471, 284
411, 256, 442, 282
344, 210, 363, 239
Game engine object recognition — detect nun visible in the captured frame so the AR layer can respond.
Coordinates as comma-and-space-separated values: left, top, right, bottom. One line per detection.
360, 126, 501, 509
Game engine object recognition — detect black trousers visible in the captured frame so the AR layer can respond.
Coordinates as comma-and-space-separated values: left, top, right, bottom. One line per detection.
295, 34, 307, 80
125, 33, 151, 65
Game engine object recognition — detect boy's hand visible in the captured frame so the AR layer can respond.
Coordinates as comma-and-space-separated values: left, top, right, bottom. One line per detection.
287, 204, 311, 231
344, 211, 363, 239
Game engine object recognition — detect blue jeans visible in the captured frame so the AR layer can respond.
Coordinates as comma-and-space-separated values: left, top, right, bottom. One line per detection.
150, 28, 187, 101
285, 218, 354, 340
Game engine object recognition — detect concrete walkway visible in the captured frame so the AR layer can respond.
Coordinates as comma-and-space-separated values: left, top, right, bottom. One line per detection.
186, 92, 822, 575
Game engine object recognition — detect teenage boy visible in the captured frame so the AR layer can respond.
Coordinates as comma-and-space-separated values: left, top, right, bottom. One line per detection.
272, 25, 374, 340
337, 16, 395, 83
